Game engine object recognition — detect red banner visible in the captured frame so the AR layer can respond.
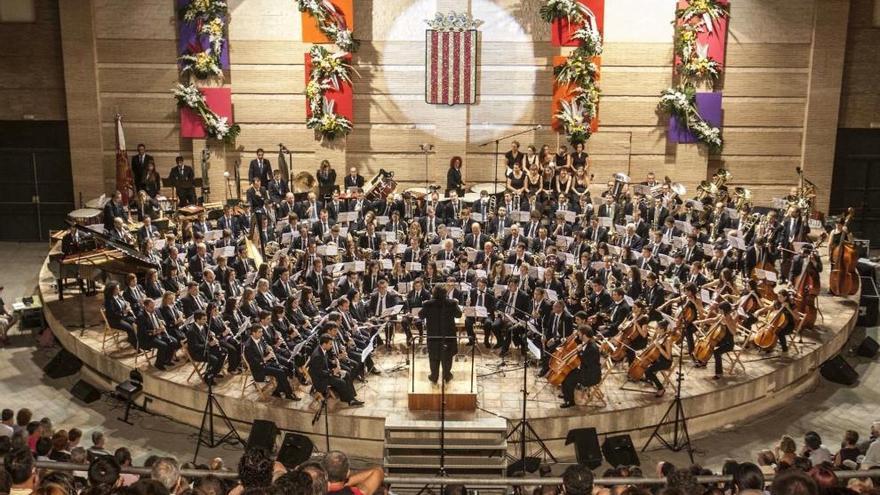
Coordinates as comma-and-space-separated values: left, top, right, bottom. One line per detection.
304, 52, 354, 121
180, 87, 233, 139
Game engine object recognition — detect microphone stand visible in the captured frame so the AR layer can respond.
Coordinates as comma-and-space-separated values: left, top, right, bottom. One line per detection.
478, 125, 541, 196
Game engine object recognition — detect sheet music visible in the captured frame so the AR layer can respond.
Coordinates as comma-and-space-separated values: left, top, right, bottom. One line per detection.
474, 269, 487, 279
316, 245, 338, 257
700, 288, 712, 304
429, 244, 442, 254
438, 259, 455, 271
465, 247, 478, 262
213, 245, 235, 259
527, 338, 541, 360
591, 261, 605, 270
381, 304, 403, 318
659, 254, 673, 267
381, 231, 397, 243
470, 212, 484, 222
281, 232, 293, 245
462, 306, 488, 318
449, 227, 464, 240
545, 289, 558, 302
376, 215, 390, 226
205, 230, 223, 242
598, 216, 613, 228
560, 210, 576, 223
337, 211, 358, 223
397, 282, 412, 293
380, 258, 393, 270
405, 262, 422, 272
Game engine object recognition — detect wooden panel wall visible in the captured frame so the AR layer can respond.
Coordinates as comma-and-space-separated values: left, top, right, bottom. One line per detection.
839, 0, 880, 129
53, 0, 849, 209
0, 0, 66, 120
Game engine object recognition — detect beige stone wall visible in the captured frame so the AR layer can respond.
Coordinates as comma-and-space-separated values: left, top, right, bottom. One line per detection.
0, 0, 66, 120
839, 0, 880, 129
50, 0, 852, 210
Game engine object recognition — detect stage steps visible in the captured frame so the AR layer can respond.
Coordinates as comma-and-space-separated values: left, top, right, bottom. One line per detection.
384, 416, 508, 492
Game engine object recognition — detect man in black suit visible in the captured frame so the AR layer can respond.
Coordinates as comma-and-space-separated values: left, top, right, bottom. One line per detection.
418, 285, 462, 383
243, 325, 296, 400
539, 300, 574, 375
642, 272, 666, 322
248, 148, 272, 185
464, 277, 496, 347
495, 278, 530, 356
136, 298, 179, 370
560, 326, 601, 408
599, 288, 631, 338
584, 218, 608, 244
131, 144, 152, 191
217, 205, 241, 238
102, 191, 128, 233
309, 334, 362, 405
185, 311, 226, 385
343, 166, 365, 191
168, 156, 196, 206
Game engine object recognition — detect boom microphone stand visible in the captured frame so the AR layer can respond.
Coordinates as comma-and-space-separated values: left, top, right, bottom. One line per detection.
478, 125, 542, 196
641, 338, 694, 463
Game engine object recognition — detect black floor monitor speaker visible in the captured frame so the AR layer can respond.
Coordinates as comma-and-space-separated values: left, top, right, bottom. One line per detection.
276, 433, 314, 468
858, 277, 879, 327
602, 434, 639, 467
820, 355, 858, 385
855, 336, 878, 358
247, 420, 279, 452
70, 380, 101, 403
565, 428, 602, 469
44, 349, 82, 379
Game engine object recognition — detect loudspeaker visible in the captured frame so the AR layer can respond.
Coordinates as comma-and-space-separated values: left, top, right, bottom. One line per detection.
820, 355, 858, 385
44, 349, 82, 379
858, 277, 879, 327
855, 336, 878, 358
70, 380, 101, 403
276, 433, 314, 468
565, 428, 602, 469
602, 434, 639, 467
247, 420, 279, 452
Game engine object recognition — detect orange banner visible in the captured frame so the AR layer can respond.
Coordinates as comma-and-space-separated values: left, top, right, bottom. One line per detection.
551, 55, 600, 134
301, 0, 354, 44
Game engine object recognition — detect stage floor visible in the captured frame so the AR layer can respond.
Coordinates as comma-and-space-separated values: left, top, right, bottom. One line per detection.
39, 254, 859, 459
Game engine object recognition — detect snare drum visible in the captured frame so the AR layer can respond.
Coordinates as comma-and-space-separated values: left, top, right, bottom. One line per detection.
67, 208, 102, 226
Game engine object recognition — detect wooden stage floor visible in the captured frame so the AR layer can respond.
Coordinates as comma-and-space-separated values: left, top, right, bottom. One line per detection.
39, 254, 860, 459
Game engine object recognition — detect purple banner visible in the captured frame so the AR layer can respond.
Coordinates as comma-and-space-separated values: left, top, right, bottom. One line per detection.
177, 0, 230, 70
668, 92, 723, 144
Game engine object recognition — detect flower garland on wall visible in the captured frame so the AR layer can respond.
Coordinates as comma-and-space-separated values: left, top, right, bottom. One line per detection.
296, 0, 360, 140
542, 0, 603, 145
658, 0, 728, 151
178, 0, 228, 79
173, 84, 240, 144
305, 46, 354, 140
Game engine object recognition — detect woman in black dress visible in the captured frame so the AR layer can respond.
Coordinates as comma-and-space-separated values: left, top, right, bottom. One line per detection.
568, 142, 589, 171
504, 141, 523, 177
446, 156, 465, 197
507, 163, 526, 195
317, 159, 337, 199
142, 159, 161, 198
555, 145, 570, 170
524, 145, 540, 169
525, 162, 543, 196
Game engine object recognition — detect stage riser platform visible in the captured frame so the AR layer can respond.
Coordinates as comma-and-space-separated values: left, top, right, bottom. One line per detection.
39, 258, 858, 461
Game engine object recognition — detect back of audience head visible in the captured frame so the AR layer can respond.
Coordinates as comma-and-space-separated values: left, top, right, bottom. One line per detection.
192, 474, 226, 495
296, 461, 327, 495
771, 470, 819, 495
561, 464, 593, 495
16, 409, 33, 429
88, 455, 122, 492
734, 462, 765, 493
5, 447, 36, 488
321, 450, 350, 485
238, 448, 274, 489
150, 457, 181, 494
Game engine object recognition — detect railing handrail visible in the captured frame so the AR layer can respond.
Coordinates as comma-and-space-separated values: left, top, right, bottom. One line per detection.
32, 461, 880, 487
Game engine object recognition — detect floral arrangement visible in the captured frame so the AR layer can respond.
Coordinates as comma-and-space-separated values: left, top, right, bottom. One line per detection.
178, 0, 228, 79
173, 83, 240, 144
539, 0, 588, 23
658, 87, 722, 151
658, 0, 728, 149
305, 46, 355, 140
544, 0, 603, 145
295, 0, 359, 52
306, 99, 353, 141
425, 11, 483, 31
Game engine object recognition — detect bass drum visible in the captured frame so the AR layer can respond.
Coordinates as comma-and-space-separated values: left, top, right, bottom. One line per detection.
67, 208, 102, 227
366, 177, 397, 201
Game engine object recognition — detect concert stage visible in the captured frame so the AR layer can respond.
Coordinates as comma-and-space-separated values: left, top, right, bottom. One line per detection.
39, 254, 860, 461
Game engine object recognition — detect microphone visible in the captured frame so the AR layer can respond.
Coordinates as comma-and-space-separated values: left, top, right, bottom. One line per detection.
535, 124, 543, 130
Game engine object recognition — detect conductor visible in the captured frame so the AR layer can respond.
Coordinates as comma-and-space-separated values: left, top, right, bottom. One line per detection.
418, 285, 462, 384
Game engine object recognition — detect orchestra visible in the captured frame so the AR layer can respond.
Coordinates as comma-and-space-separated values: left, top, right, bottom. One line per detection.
57, 144, 845, 410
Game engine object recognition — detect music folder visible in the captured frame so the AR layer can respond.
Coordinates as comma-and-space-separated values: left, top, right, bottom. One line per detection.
462, 306, 487, 318
381, 304, 403, 318
527, 333, 542, 360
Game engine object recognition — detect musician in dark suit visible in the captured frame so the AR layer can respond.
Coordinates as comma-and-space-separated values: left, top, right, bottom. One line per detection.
539, 300, 574, 376
168, 156, 196, 206
682, 234, 704, 264
185, 311, 226, 385
136, 299, 179, 370
104, 282, 136, 345
217, 205, 241, 238
343, 166, 365, 191
248, 149, 272, 185
244, 325, 296, 400
584, 218, 608, 244
495, 278, 531, 356
642, 272, 666, 322
131, 144, 152, 191
247, 177, 268, 214
418, 285, 462, 383
560, 326, 602, 408
102, 191, 128, 233
309, 334, 362, 405
137, 216, 159, 245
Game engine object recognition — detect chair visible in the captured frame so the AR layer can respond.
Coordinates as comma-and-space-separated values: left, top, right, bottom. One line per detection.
726, 344, 747, 375
240, 353, 276, 401
99, 308, 125, 354
575, 375, 608, 408
182, 342, 206, 382
130, 323, 157, 367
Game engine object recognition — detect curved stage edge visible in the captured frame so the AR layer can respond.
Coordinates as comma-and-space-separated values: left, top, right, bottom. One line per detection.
39, 256, 860, 461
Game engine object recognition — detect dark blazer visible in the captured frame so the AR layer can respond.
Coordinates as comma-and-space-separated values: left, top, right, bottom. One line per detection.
185, 323, 211, 360
344, 174, 365, 190
131, 153, 153, 188
579, 341, 602, 385
248, 158, 272, 184
418, 296, 462, 352
542, 311, 574, 340
244, 337, 269, 382
308, 346, 334, 393
102, 200, 127, 232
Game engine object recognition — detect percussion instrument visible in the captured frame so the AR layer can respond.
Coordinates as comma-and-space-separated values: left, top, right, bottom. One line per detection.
67, 208, 102, 227
470, 182, 505, 195
292, 172, 318, 194
366, 175, 397, 201
462, 192, 481, 203
404, 187, 430, 199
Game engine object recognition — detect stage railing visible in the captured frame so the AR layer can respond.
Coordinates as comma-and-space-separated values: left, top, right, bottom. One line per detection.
31, 461, 880, 487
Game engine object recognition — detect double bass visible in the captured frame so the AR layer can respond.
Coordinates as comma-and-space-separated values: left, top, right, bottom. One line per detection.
793, 249, 821, 330
829, 208, 859, 296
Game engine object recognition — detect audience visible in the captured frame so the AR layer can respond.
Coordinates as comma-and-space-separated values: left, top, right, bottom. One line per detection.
2, 405, 880, 495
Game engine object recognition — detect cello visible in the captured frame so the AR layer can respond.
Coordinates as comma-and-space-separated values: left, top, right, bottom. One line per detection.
627, 325, 681, 381
829, 208, 859, 296
693, 318, 726, 364
793, 249, 821, 330
752, 297, 794, 351
546, 333, 582, 386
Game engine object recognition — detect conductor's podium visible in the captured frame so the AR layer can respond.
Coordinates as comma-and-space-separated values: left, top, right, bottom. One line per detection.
407, 333, 477, 412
